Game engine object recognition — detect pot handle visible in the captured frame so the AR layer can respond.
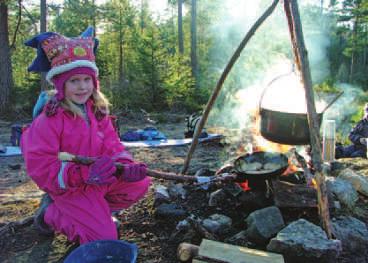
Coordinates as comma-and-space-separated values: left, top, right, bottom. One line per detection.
259, 72, 293, 112
321, 91, 344, 114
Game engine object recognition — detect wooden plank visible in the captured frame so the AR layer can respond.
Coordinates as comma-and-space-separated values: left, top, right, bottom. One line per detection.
192, 259, 210, 263
198, 239, 284, 263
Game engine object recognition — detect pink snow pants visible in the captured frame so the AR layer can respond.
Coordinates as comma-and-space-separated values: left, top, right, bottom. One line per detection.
44, 177, 150, 244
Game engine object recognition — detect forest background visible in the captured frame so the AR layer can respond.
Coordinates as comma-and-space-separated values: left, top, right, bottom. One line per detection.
0, 0, 368, 138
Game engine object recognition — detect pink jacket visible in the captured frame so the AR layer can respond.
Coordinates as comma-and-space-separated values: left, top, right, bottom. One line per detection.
21, 100, 132, 195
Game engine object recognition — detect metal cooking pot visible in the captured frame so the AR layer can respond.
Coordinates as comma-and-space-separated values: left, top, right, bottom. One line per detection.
258, 73, 343, 145
259, 108, 323, 145
233, 151, 289, 181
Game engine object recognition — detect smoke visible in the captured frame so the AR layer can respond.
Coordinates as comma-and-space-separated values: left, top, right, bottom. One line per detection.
203, 0, 352, 149
323, 83, 365, 137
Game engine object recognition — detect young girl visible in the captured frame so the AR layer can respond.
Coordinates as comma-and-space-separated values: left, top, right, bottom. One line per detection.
21, 27, 151, 244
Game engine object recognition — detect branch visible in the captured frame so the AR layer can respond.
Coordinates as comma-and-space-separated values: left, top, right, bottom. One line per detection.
284, 0, 332, 239
10, 0, 22, 50
21, 2, 38, 33
181, 0, 280, 174
58, 152, 239, 184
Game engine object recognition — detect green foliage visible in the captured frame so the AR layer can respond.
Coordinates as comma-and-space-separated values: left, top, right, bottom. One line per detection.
51, 0, 96, 35
161, 54, 196, 110
314, 79, 340, 93
5, 0, 368, 118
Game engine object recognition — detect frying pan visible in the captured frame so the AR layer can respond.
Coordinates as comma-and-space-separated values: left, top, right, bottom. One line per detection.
233, 151, 289, 181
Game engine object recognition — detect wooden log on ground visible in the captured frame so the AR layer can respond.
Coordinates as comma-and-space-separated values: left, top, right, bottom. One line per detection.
272, 179, 334, 208
177, 242, 199, 262
198, 239, 284, 263
272, 179, 318, 208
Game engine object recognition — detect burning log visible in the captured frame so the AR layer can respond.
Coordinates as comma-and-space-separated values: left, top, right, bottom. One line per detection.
272, 179, 334, 208
290, 148, 314, 186
273, 179, 317, 208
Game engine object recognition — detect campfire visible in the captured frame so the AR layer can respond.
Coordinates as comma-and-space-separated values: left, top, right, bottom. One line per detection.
151, 142, 342, 263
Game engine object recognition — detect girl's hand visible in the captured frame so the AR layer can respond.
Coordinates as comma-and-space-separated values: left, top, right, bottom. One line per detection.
86, 155, 117, 185
121, 163, 147, 182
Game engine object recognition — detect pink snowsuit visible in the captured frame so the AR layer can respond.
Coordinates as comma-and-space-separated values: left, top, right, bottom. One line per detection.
21, 99, 151, 244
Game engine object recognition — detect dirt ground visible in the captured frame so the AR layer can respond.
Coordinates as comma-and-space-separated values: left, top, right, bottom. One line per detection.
0, 113, 227, 263
1, 113, 368, 263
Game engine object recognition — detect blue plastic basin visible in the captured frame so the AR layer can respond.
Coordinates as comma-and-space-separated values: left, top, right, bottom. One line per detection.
64, 240, 138, 263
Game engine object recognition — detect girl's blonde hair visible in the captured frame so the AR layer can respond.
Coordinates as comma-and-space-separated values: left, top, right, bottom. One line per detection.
47, 89, 111, 118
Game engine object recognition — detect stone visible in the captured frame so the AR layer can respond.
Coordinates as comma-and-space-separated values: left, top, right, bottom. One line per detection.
338, 168, 368, 197
154, 203, 187, 220
245, 206, 285, 244
326, 177, 358, 208
267, 219, 342, 263
202, 214, 232, 235
332, 216, 368, 257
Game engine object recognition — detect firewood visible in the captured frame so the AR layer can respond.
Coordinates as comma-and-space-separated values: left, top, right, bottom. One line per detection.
290, 148, 314, 186
272, 179, 334, 208
177, 242, 199, 262
197, 239, 284, 263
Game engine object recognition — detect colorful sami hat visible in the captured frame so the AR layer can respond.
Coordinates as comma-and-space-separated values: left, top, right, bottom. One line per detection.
25, 27, 99, 83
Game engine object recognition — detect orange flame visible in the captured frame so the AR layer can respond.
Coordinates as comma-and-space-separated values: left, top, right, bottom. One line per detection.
282, 162, 299, 176
238, 181, 251, 191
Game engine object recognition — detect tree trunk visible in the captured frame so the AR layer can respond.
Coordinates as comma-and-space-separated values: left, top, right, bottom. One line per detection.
140, 0, 148, 32
0, 2, 14, 113
40, 0, 48, 91
178, 0, 184, 54
119, 7, 125, 83
190, 0, 198, 84
349, 17, 358, 83
92, 0, 96, 32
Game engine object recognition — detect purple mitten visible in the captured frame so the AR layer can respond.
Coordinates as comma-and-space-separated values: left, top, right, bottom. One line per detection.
121, 163, 147, 182
86, 155, 117, 185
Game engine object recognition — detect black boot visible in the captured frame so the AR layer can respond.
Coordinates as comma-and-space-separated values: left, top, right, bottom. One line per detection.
34, 193, 54, 236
